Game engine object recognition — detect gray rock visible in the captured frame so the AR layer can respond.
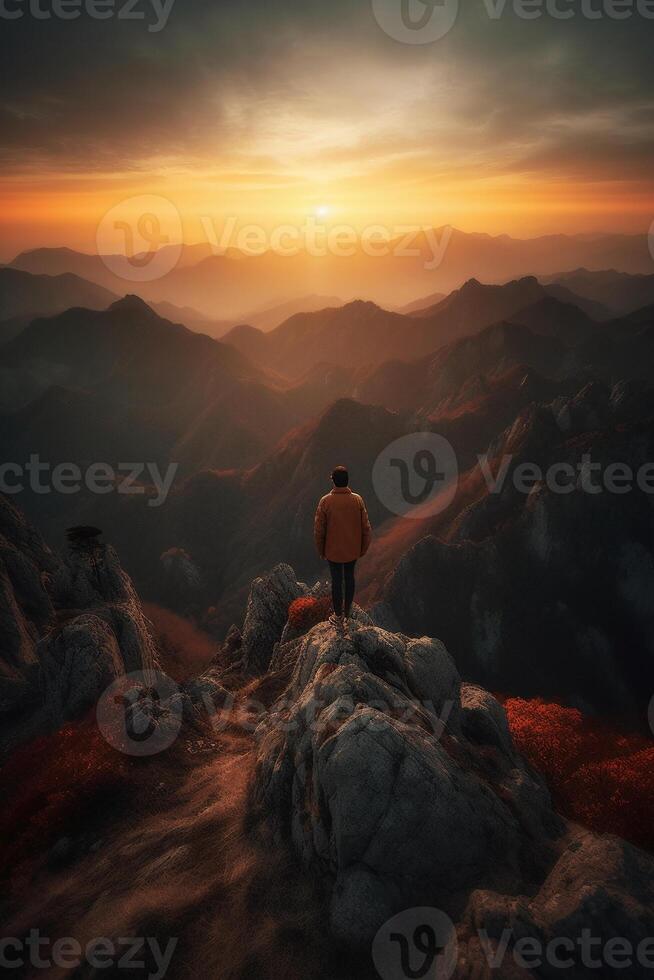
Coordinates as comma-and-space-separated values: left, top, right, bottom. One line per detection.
0, 496, 59, 682
460, 831, 654, 980
460, 683, 514, 756
240, 563, 304, 673
183, 669, 231, 722
0, 499, 159, 753
39, 614, 124, 728
254, 618, 654, 969
255, 621, 556, 949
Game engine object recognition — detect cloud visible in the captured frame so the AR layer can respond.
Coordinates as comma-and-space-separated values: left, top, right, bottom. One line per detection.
0, 0, 652, 239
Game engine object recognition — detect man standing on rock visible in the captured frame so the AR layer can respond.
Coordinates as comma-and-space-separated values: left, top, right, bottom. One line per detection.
314, 465, 372, 630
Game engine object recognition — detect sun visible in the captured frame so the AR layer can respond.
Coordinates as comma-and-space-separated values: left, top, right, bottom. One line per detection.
315, 205, 331, 218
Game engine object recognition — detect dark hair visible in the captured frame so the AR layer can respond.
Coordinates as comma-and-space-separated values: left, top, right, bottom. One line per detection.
332, 465, 349, 488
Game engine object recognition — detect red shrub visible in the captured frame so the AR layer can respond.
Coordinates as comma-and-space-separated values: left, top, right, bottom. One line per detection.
504, 697, 654, 852
287, 595, 332, 633
0, 714, 135, 877
568, 748, 654, 848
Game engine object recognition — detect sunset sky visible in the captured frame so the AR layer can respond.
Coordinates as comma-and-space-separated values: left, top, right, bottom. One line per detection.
1, 0, 653, 260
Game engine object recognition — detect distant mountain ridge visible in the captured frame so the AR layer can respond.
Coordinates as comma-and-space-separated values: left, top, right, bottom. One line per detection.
0, 294, 367, 525
223, 277, 580, 378
0, 266, 118, 321
10, 228, 652, 317
2, 269, 654, 718
541, 268, 654, 316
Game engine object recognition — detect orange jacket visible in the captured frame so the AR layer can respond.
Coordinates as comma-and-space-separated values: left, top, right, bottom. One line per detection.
314, 487, 372, 563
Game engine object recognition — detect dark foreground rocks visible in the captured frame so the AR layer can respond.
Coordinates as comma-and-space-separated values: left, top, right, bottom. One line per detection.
2, 503, 653, 979
0, 495, 157, 755
248, 567, 654, 977
379, 383, 654, 716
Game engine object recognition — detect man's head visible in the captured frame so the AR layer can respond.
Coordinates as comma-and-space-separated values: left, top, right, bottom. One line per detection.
332, 465, 349, 488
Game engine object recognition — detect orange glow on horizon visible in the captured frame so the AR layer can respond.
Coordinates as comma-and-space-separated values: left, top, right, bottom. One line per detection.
1, 167, 652, 261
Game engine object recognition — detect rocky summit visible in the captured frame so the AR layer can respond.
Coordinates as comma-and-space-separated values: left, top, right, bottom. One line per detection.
0, 495, 157, 756
2, 508, 654, 978
244, 571, 654, 972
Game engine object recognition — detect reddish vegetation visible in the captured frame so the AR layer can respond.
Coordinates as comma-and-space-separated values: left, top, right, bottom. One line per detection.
287, 595, 332, 632
144, 602, 217, 680
0, 714, 136, 882
5, 720, 343, 980
504, 697, 654, 852
435, 364, 529, 421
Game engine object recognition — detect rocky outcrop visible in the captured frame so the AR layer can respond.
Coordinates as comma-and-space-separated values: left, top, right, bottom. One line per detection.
159, 546, 203, 614
0, 497, 62, 728
254, 618, 553, 946
381, 383, 654, 714
252, 599, 654, 972
0, 497, 59, 677
55, 536, 158, 675
38, 614, 125, 728
460, 831, 654, 979
239, 563, 305, 673
3, 539, 653, 978
0, 496, 158, 753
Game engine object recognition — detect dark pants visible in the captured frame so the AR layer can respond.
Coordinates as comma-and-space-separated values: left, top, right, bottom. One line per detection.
328, 560, 356, 617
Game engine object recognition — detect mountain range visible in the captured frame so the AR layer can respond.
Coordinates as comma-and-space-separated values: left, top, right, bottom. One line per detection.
0, 294, 351, 480
3, 494, 654, 980
0, 266, 118, 346
9, 228, 653, 317
2, 256, 654, 719
541, 267, 654, 316
221, 276, 602, 378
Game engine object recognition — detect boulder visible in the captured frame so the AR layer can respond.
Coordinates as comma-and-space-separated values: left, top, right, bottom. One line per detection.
39, 614, 124, 728
240, 563, 304, 673
462, 830, 654, 979
0, 500, 159, 754
255, 620, 558, 948
254, 616, 654, 971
